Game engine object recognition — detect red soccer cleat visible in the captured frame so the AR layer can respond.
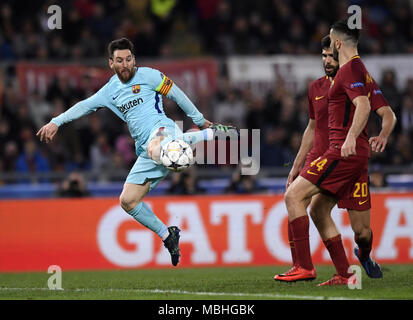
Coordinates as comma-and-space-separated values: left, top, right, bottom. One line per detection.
273, 264, 299, 280
274, 265, 317, 282
317, 274, 356, 287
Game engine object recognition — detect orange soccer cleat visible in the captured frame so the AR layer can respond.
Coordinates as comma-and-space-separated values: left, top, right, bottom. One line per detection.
274, 265, 317, 282
317, 274, 356, 287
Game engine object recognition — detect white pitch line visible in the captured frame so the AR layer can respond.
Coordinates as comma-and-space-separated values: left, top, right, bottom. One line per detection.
0, 287, 366, 300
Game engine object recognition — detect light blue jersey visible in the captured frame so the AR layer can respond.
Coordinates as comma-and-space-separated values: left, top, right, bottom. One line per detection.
51, 67, 205, 157
51, 66, 206, 189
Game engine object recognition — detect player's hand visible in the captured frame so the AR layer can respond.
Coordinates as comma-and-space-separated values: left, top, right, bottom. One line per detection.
286, 166, 300, 189
341, 135, 356, 158
199, 119, 212, 130
369, 135, 387, 153
36, 122, 58, 144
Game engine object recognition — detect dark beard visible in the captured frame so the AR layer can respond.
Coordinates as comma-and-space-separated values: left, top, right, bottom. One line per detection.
116, 67, 135, 83
324, 64, 339, 78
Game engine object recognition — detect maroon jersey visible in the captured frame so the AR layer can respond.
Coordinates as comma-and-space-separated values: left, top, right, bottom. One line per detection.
327, 56, 388, 158
307, 75, 331, 160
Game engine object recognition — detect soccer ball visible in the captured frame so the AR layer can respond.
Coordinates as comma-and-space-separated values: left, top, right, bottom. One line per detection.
160, 139, 194, 172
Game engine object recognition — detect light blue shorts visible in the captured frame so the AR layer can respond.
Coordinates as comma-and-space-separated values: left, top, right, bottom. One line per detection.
125, 120, 183, 191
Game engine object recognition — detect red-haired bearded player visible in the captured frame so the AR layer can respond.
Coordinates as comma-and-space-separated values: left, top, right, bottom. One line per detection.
275, 24, 396, 286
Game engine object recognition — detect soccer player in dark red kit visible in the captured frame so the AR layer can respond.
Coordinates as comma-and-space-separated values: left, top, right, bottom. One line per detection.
276, 21, 396, 285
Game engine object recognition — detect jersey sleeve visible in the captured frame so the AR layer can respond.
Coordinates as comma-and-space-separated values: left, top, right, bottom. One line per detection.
50, 85, 108, 127
370, 81, 389, 113
307, 84, 315, 120
342, 60, 369, 101
142, 67, 174, 96
167, 84, 205, 127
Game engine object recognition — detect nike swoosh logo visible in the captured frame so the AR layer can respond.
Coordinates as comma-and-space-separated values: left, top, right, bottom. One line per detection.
307, 170, 318, 176
112, 94, 120, 100
359, 200, 368, 205
315, 96, 324, 100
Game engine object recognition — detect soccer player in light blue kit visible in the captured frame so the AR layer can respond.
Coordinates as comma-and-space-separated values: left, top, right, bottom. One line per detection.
37, 38, 236, 266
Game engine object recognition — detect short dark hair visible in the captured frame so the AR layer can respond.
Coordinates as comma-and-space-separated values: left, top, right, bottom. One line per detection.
331, 19, 360, 44
321, 35, 331, 49
108, 38, 135, 58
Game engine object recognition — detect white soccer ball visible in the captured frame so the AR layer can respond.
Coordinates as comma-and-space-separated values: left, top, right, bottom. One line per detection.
160, 139, 194, 172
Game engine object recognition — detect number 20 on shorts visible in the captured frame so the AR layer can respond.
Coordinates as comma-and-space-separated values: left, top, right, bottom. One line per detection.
353, 182, 368, 198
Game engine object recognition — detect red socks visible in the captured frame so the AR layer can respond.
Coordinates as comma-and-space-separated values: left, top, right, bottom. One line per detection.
287, 221, 297, 266
355, 229, 373, 261
289, 216, 357, 278
323, 234, 352, 278
290, 215, 314, 270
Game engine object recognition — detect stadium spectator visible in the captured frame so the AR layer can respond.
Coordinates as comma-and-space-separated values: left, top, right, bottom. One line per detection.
77, 27, 100, 58
2, 141, 19, 173
369, 168, 388, 189
115, 125, 137, 168
401, 96, 413, 134
225, 162, 266, 194
213, 89, 247, 129
55, 171, 90, 198
380, 69, 402, 133
15, 138, 51, 183
393, 133, 413, 165
28, 91, 52, 129
260, 127, 294, 168
167, 168, 205, 195
90, 133, 113, 176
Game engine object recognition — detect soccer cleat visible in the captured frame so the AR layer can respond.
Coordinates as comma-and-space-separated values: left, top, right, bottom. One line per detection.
273, 264, 300, 280
209, 123, 240, 136
317, 274, 356, 287
163, 226, 181, 267
273, 266, 317, 282
354, 247, 383, 278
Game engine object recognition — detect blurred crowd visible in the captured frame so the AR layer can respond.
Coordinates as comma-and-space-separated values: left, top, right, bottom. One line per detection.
1, 0, 413, 60
1, 0, 413, 195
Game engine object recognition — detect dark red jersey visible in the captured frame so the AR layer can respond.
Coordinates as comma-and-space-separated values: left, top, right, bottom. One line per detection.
327, 56, 388, 158
307, 75, 331, 160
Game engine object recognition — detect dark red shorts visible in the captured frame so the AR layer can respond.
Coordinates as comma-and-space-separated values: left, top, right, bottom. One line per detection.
300, 150, 371, 211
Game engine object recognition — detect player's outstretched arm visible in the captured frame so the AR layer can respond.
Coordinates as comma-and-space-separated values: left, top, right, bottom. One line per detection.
286, 119, 315, 188
36, 88, 107, 144
167, 83, 207, 128
341, 95, 371, 158
369, 106, 397, 152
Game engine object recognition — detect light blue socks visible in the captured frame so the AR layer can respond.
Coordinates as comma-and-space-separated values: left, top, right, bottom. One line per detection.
182, 128, 214, 145
127, 202, 168, 239
160, 128, 214, 148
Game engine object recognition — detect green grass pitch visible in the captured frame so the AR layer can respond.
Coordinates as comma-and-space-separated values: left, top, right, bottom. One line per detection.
0, 265, 412, 300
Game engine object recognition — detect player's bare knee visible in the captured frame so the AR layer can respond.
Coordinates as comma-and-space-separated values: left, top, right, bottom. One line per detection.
119, 193, 139, 212
284, 188, 296, 209
285, 186, 306, 209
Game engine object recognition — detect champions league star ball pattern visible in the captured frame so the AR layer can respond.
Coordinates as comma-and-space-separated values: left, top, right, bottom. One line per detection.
160, 139, 194, 172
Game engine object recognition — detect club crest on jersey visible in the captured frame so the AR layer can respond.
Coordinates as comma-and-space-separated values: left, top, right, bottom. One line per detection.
132, 84, 140, 94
